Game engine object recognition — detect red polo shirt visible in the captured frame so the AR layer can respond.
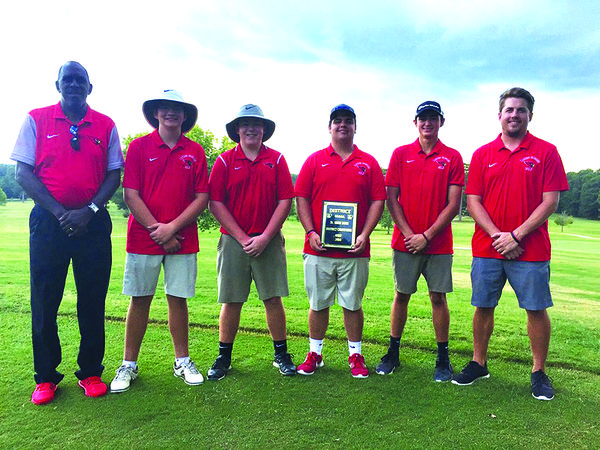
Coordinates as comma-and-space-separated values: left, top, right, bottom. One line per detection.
386, 139, 464, 254
466, 132, 568, 261
208, 144, 294, 235
123, 130, 208, 255
11, 103, 123, 208
295, 145, 387, 258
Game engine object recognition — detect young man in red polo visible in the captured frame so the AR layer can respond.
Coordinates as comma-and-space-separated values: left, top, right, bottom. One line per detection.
11, 61, 124, 404
206, 104, 296, 381
453, 88, 568, 401
295, 104, 386, 378
110, 90, 208, 392
377, 101, 464, 381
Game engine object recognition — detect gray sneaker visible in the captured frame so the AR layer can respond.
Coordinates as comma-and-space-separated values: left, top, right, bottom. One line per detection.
173, 359, 204, 385
110, 365, 138, 393
434, 359, 453, 382
273, 352, 296, 376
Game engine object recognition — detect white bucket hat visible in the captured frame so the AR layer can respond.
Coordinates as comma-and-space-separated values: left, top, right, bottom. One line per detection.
142, 90, 198, 133
225, 104, 276, 143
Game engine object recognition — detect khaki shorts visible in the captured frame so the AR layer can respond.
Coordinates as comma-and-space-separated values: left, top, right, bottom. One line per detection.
216, 232, 289, 303
303, 254, 369, 312
123, 253, 197, 299
392, 250, 453, 294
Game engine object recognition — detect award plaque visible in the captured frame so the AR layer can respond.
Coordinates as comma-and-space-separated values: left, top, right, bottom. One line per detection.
321, 201, 358, 249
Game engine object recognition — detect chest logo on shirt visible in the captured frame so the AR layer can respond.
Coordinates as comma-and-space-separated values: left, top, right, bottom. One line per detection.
433, 156, 450, 170
264, 162, 274, 169
354, 162, 370, 175
520, 156, 540, 171
180, 154, 197, 169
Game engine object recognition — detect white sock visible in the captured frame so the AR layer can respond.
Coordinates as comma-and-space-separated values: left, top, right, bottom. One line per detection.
122, 360, 137, 369
348, 340, 362, 356
309, 338, 323, 355
175, 356, 190, 367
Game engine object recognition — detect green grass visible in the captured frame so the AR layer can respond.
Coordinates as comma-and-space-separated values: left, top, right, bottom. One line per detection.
0, 201, 599, 449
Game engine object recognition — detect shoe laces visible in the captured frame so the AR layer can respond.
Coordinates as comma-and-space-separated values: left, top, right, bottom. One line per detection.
181, 360, 199, 374
381, 350, 397, 363
35, 382, 56, 391
349, 353, 365, 368
115, 366, 133, 379
532, 370, 552, 387
82, 376, 102, 386
278, 352, 294, 365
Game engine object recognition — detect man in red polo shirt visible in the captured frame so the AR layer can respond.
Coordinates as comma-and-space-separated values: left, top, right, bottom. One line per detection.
109, 90, 209, 393
295, 104, 386, 378
377, 101, 464, 381
206, 104, 296, 381
452, 88, 568, 401
11, 61, 124, 405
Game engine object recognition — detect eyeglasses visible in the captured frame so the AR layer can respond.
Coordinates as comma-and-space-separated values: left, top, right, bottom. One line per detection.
70, 125, 79, 151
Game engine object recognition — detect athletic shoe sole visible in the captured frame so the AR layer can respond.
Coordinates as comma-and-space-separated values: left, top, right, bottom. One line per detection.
532, 392, 554, 401
451, 373, 490, 386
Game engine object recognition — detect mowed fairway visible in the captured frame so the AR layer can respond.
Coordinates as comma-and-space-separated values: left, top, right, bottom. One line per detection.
0, 200, 599, 449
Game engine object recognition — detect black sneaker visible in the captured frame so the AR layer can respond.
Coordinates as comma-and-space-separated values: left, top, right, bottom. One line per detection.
451, 361, 490, 385
273, 352, 296, 376
376, 349, 400, 375
531, 370, 554, 400
434, 359, 453, 382
207, 355, 231, 381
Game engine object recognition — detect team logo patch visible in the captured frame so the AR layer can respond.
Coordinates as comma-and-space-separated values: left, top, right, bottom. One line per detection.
433, 156, 450, 170
520, 156, 540, 171
180, 154, 197, 169
354, 162, 370, 175
264, 162, 274, 169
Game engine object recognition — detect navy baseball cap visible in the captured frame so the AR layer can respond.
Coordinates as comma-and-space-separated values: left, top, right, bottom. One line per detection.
415, 101, 444, 119
330, 104, 356, 121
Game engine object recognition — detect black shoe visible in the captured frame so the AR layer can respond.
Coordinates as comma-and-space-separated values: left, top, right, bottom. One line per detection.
434, 359, 453, 382
207, 355, 231, 381
376, 349, 400, 375
451, 361, 490, 385
531, 370, 554, 400
273, 352, 296, 376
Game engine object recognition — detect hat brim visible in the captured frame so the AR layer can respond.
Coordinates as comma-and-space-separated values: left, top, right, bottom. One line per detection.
226, 116, 276, 143
142, 99, 198, 133
415, 107, 444, 119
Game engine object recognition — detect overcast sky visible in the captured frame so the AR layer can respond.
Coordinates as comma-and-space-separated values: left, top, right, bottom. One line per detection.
2, 0, 600, 173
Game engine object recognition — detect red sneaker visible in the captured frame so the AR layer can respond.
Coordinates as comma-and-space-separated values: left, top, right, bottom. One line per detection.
297, 352, 324, 375
349, 353, 369, 378
78, 376, 107, 398
31, 382, 57, 405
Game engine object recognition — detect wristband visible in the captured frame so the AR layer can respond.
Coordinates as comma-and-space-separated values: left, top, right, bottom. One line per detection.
422, 232, 430, 246
510, 231, 521, 245
306, 229, 316, 237
87, 202, 99, 214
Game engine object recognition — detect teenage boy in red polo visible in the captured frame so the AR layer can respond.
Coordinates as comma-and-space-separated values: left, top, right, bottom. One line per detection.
295, 104, 386, 378
377, 101, 464, 381
11, 61, 124, 404
110, 90, 208, 393
453, 88, 568, 401
206, 104, 296, 381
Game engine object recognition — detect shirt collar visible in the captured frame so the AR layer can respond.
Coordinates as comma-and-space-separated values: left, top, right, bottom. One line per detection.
53, 101, 93, 125
491, 131, 534, 153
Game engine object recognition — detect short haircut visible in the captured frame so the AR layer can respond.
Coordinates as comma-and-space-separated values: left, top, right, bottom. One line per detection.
499, 87, 534, 113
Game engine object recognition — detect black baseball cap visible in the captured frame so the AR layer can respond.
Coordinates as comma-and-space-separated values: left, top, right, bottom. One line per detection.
415, 101, 444, 119
330, 104, 356, 121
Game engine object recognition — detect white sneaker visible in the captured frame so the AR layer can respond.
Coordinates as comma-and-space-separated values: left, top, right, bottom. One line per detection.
173, 359, 204, 385
110, 365, 138, 393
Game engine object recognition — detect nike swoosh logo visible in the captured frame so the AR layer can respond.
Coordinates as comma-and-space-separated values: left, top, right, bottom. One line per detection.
149, 157, 158, 162
489, 162, 497, 168
321, 163, 329, 167
47, 134, 59, 139
234, 167, 242, 170
405, 160, 415, 163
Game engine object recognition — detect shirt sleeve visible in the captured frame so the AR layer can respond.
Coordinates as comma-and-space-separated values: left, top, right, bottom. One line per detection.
107, 126, 124, 170
122, 139, 142, 190
542, 146, 569, 193
194, 144, 209, 194
10, 115, 37, 166
449, 150, 465, 186
208, 154, 228, 202
370, 157, 387, 201
385, 148, 401, 187
465, 148, 484, 196
276, 154, 295, 200
294, 155, 314, 199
